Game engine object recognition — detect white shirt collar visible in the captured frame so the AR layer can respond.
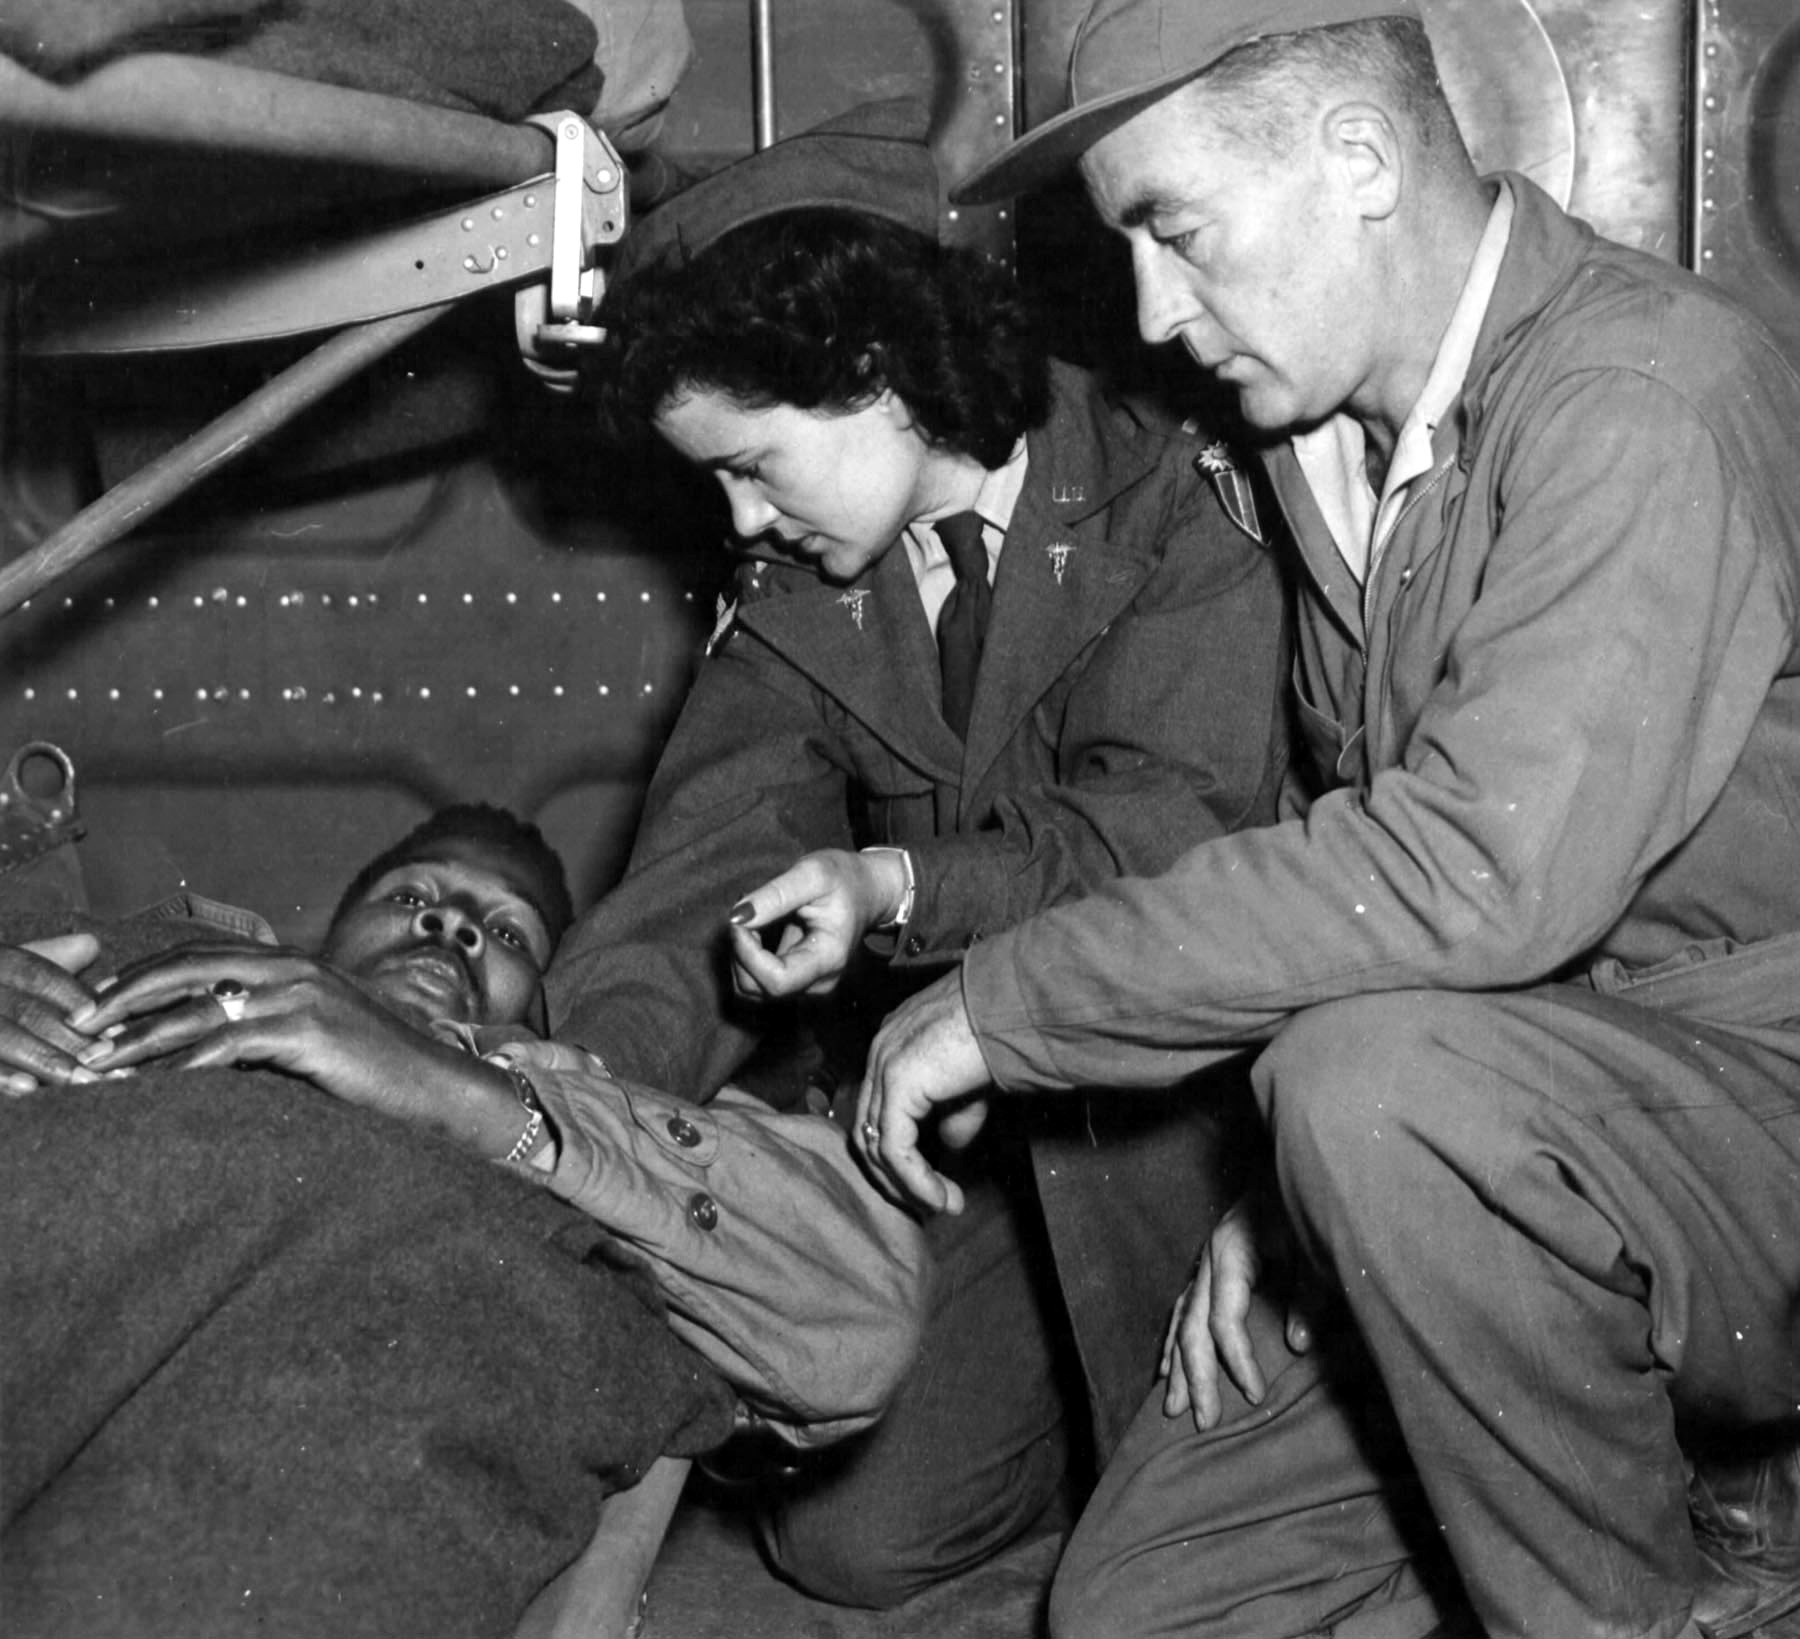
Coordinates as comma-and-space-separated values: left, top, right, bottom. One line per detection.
1293, 179, 1516, 584
903, 436, 1029, 595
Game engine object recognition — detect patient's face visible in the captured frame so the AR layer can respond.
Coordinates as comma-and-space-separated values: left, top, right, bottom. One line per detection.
320, 839, 554, 1030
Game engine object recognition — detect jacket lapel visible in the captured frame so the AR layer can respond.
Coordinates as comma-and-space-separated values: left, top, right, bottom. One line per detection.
961, 368, 1161, 795
726, 365, 1175, 795
732, 545, 964, 780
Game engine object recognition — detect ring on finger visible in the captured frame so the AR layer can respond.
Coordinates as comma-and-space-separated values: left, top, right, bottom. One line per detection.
860, 1119, 880, 1147
210, 977, 250, 1023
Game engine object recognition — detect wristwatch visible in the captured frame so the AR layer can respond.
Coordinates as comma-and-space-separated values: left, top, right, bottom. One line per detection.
859, 845, 916, 930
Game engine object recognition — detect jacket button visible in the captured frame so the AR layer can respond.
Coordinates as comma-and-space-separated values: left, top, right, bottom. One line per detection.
904, 934, 924, 957
687, 1192, 718, 1231
667, 1115, 701, 1147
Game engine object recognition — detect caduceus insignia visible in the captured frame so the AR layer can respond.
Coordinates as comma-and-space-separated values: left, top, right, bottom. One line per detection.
838, 589, 870, 630
1046, 542, 1075, 585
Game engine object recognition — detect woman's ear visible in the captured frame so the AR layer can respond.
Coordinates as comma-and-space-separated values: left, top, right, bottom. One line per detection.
853, 344, 892, 391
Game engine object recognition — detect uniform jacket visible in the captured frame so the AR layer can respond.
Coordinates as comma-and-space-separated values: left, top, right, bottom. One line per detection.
547, 359, 1288, 1100
484, 1037, 925, 1448
963, 176, 1800, 1092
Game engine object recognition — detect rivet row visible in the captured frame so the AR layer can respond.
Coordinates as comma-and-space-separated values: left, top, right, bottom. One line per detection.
16, 588, 695, 612
17, 682, 658, 702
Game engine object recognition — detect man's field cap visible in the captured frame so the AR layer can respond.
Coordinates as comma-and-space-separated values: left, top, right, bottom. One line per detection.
951, 0, 1422, 205
613, 98, 939, 284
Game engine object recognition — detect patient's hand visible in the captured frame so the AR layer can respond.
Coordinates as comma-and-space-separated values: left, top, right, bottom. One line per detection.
73, 943, 476, 1127
727, 849, 909, 999
0, 935, 103, 1094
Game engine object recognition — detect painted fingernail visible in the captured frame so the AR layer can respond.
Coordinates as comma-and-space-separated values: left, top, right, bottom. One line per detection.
729, 902, 754, 926
67, 1066, 101, 1085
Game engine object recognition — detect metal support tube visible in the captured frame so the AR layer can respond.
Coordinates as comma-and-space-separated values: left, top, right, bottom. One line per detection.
0, 304, 453, 618
0, 55, 555, 192
751, 0, 777, 151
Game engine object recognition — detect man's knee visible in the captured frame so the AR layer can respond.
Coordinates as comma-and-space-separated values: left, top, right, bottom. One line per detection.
1256, 992, 1495, 1222
760, 1492, 927, 1609
760, 1420, 1068, 1608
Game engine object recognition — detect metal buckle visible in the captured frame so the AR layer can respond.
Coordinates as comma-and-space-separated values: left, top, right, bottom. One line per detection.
0, 741, 85, 875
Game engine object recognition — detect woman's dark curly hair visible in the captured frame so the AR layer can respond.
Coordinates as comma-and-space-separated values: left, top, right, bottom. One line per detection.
594, 209, 1050, 469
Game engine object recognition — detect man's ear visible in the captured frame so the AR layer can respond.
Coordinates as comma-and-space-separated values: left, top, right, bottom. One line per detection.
1321, 100, 1403, 223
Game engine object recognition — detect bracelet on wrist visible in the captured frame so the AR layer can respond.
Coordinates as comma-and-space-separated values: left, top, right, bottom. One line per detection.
492, 1059, 553, 1167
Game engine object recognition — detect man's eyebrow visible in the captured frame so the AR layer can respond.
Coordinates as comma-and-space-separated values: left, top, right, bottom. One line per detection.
1115, 187, 1188, 232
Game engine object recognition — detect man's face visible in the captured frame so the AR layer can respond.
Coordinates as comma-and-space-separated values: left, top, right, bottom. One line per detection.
319, 838, 554, 1030
655, 388, 934, 583
1081, 88, 1373, 434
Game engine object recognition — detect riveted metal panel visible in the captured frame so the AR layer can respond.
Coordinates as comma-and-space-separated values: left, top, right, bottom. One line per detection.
1693, 0, 1800, 366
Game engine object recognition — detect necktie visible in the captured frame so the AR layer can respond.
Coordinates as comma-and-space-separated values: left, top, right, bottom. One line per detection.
934, 511, 991, 739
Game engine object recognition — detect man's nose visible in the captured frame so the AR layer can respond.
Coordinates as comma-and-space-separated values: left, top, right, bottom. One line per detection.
1133, 241, 1206, 347
414, 903, 483, 954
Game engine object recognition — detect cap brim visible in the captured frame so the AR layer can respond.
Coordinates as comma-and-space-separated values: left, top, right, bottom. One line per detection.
949, 65, 1204, 206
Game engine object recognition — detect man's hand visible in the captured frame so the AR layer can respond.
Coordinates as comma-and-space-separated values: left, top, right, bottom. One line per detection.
853, 969, 992, 1215
0, 935, 104, 1094
72, 943, 455, 1123
728, 849, 908, 999
1161, 1192, 1319, 1429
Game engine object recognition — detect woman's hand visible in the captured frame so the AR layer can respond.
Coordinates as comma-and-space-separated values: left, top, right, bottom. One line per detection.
727, 848, 909, 999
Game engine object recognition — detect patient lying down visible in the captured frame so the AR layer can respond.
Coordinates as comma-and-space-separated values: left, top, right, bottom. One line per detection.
0, 803, 924, 1639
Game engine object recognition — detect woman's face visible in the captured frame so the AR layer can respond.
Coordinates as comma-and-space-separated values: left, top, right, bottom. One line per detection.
654, 387, 935, 582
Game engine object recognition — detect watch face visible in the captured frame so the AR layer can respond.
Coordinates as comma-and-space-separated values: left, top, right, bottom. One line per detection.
497, 1060, 543, 1114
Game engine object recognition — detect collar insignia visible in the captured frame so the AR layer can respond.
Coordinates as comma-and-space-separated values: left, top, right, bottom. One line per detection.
1195, 440, 1263, 544
837, 588, 870, 630
705, 594, 737, 656
1046, 541, 1076, 585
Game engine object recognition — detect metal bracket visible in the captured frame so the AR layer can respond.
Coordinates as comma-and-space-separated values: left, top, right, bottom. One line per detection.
514, 114, 628, 391
22, 112, 627, 363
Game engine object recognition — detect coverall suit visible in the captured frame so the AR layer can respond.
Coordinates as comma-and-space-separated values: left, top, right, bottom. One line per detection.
947, 178, 1800, 1639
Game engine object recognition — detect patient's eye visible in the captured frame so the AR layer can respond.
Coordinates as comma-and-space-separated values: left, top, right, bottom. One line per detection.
490, 921, 528, 952
385, 886, 430, 909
